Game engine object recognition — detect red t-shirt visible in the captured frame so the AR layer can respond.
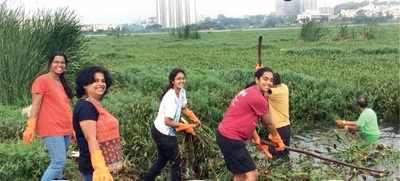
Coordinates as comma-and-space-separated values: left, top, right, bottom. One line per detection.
32, 74, 73, 137
218, 85, 268, 141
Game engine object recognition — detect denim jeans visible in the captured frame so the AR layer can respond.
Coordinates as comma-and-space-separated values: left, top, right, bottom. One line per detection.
41, 135, 70, 181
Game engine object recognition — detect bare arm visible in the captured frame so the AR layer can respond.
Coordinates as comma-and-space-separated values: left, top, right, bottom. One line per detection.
261, 114, 286, 150
343, 120, 358, 127
29, 93, 43, 119
251, 130, 261, 144
165, 117, 180, 128
261, 114, 280, 137
22, 93, 43, 144
80, 120, 100, 154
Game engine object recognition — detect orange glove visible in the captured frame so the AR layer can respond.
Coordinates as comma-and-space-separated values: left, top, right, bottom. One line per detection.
22, 117, 37, 144
91, 150, 113, 181
184, 126, 196, 136
257, 143, 273, 159
256, 63, 263, 70
268, 133, 286, 151
336, 120, 346, 127
185, 109, 201, 126
176, 123, 196, 136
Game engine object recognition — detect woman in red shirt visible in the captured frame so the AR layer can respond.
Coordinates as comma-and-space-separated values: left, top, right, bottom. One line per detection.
22, 52, 74, 181
217, 67, 286, 180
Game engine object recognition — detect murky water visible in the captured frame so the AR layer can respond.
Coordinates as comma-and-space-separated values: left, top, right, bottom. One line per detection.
291, 126, 400, 180
379, 127, 400, 150
293, 126, 400, 152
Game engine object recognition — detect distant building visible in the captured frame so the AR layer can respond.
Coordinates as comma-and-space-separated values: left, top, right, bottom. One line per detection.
319, 7, 334, 16
340, 9, 358, 18
276, 0, 301, 16
82, 24, 119, 32
297, 10, 330, 23
157, 0, 168, 27
147, 17, 158, 25
301, 0, 317, 12
387, 6, 400, 19
156, 0, 198, 28
338, 1, 400, 18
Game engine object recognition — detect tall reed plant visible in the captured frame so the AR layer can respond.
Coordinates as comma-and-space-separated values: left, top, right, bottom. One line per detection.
0, 2, 87, 105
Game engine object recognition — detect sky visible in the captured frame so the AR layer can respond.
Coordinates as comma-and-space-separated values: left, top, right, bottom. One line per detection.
8, 0, 359, 24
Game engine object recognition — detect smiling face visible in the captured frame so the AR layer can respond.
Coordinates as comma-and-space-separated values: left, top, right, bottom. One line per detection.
172, 72, 186, 90
84, 72, 106, 100
255, 71, 273, 93
49, 55, 66, 75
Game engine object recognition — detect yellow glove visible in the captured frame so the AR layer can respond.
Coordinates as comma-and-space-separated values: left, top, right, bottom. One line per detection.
91, 150, 113, 181
22, 117, 37, 144
185, 110, 201, 126
268, 133, 286, 151
176, 123, 196, 136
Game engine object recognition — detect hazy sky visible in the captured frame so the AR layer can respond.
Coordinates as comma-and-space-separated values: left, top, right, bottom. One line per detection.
9, 0, 358, 24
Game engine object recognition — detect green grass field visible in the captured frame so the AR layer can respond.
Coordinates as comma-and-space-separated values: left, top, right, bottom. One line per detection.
87, 24, 399, 127
1, 24, 399, 180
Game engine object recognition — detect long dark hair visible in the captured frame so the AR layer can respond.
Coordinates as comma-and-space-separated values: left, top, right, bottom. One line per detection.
245, 66, 274, 88
160, 68, 186, 101
273, 72, 281, 85
48, 51, 73, 99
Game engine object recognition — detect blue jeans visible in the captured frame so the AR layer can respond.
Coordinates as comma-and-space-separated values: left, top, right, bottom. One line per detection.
81, 172, 93, 181
41, 135, 70, 181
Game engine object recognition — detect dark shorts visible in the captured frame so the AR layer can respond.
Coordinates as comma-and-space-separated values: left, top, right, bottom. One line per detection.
216, 130, 256, 174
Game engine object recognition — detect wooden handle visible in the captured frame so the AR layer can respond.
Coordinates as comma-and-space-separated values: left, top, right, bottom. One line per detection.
257, 35, 263, 66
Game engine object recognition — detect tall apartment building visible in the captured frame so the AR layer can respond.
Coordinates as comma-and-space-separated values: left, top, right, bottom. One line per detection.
276, 0, 301, 16
301, 0, 317, 12
156, 0, 198, 28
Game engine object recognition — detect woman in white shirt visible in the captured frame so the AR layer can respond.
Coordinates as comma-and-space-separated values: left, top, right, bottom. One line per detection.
144, 68, 201, 181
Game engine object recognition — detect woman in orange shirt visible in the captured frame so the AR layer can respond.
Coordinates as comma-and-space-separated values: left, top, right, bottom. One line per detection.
22, 52, 74, 181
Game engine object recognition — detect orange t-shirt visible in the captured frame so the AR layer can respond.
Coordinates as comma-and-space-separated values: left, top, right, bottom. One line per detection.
32, 74, 73, 137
